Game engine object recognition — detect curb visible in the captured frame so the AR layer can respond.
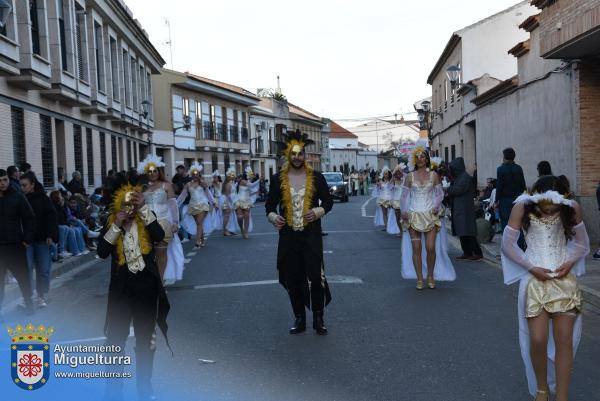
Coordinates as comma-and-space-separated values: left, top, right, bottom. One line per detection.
447, 231, 600, 309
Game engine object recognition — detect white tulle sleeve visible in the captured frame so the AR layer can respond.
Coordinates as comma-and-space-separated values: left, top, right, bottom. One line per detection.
433, 184, 444, 210
371, 184, 380, 198
567, 222, 590, 277
400, 182, 411, 212
501, 225, 534, 285
205, 188, 216, 205
248, 180, 260, 204
168, 198, 179, 225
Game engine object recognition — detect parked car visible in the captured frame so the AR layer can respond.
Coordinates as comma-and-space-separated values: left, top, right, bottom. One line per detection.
322, 172, 349, 202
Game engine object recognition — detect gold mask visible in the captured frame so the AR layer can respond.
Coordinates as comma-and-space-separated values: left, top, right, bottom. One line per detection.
191, 170, 199, 177
123, 191, 136, 216
147, 166, 158, 174
291, 144, 303, 158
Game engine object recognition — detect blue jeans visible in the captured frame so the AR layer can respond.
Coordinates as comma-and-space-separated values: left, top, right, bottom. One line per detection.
58, 225, 85, 255
26, 242, 52, 298
71, 218, 91, 235
71, 226, 86, 254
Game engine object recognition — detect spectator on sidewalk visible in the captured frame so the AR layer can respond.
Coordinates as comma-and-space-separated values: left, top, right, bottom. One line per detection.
20, 173, 58, 308
537, 160, 553, 177
446, 157, 483, 261
50, 191, 87, 257
67, 171, 86, 195
172, 165, 190, 195
0, 169, 35, 316
7, 165, 21, 193
496, 147, 526, 230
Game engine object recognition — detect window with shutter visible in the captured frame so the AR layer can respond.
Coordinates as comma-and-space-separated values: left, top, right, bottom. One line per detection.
11, 107, 26, 168
75, 5, 87, 82
100, 132, 107, 178
86, 128, 94, 186
73, 125, 83, 174
111, 135, 117, 170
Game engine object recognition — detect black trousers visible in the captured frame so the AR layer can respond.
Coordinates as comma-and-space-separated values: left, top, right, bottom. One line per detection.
459, 236, 483, 257
281, 239, 326, 315
0, 244, 33, 308
104, 267, 158, 400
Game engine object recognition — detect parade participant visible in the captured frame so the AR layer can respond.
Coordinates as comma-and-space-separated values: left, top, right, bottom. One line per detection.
373, 167, 393, 231
0, 169, 35, 316
97, 180, 170, 401
389, 163, 406, 236
179, 162, 216, 248
266, 129, 333, 335
400, 140, 455, 289
210, 171, 224, 230
501, 176, 589, 401
137, 155, 184, 284
222, 167, 237, 236
234, 166, 260, 239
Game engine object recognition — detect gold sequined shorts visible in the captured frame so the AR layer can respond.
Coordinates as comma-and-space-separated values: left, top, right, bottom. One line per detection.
526, 274, 582, 318
188, 203, 210, 215
391, 200, 401, 210
378, 199, 392, 208
406, 211, 441, 233
235, 201, 253, 210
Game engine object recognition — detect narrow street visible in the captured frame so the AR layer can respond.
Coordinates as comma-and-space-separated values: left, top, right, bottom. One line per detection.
3, 195, 599, 401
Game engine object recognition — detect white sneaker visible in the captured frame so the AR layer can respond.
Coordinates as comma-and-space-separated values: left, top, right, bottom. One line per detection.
59, 252, 72, 258
181, 238, 190, 243
81, 250, 90, 255
37, 297, 47, 308
87, 231, 100, 239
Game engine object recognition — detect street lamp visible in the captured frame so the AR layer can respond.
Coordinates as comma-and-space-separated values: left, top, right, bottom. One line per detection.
141, 100, 151, 119
446, 65, 476, 91
0, 0, 11, 29
418, 100, 443, 145
173, 115, 191, 133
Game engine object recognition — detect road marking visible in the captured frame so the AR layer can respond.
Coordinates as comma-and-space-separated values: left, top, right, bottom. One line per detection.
187, 252, 197, 257
360, 197, 372, 217
184, 258, 192, 263
324, 250, 333, 254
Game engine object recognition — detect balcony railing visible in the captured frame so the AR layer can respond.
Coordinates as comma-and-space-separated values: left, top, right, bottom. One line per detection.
270, 140, 283, 155
254, 138, 264, 155
240, 127, 249, 144
217, 123, 227, 142
202, 121, 214, 140
228, 125, 239, 142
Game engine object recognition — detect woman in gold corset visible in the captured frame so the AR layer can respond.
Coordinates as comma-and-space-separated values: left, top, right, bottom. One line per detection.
502, 176, 589, 401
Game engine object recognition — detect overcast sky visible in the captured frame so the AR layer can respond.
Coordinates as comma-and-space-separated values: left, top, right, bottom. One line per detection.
124, 0, 525, 123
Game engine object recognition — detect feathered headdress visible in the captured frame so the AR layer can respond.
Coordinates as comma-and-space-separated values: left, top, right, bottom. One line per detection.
408, 138, 430, 172
212, 170, 220, 178
380, 166, 391, 179
244, 166, 255, 179
137, 154, 165, 175
106, 183, 152, 267
430, 157, 443, 171
189, 161, 203, 177
282, 129, 314, 161
226, 167, 236, 179
514, 190, 575, 208
393, 163, 406, 175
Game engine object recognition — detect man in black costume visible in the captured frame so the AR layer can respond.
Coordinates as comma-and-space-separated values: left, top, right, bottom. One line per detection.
266, 130, 333, 335
97, 179, 170, 401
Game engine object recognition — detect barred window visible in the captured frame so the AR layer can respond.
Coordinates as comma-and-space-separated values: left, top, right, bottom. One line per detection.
224, 153, 230, 172
73, 125, 83, 176
100, 132, 107, 178
211, 153, 218, 174
86, 128, 94, 186
126, 140, 131, 169
75, 3, 88, 82
133, 142, 138, 166
30, 0, 41, 56
11, 107, 26, 168
40, 115, 54, 187
111, 135, 117, 170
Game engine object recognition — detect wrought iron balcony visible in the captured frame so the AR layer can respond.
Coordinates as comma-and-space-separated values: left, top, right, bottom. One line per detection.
228, 125, 239, 142
217, 123, 227, 142
241, 127, 249, 144
202, 121, 214, 140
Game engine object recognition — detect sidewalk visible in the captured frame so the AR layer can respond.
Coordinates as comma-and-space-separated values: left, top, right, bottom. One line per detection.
475, 233, 600, 309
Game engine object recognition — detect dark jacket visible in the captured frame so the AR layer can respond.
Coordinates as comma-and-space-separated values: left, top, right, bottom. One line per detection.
0, 186, 35, 245
496, 161, 526, 200
68, 178, 86, 195
53, 202, 69, 226
97, 212, 170, 347
596, 182, 600, 210
26, 191, 59, 242
447, 158, 477, 237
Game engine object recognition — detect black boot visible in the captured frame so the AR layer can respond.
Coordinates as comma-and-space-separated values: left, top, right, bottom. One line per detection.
289, 311, 306, 334
135, 346, 156, 401
313, 310, 327, 335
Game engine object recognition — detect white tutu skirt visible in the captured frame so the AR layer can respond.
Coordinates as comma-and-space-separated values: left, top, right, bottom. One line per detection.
227, 210, 254, 233
180, 205, 216, 236
374, 206, 385, 227
386, 211, 400, 235
401, 219, 456, 281
164, 232, 184, 285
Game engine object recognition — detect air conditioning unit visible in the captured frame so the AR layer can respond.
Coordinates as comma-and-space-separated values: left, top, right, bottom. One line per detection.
260, 121, 267, 130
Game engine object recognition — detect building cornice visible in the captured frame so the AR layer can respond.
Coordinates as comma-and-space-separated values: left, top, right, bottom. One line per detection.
508, 40, 531, 58
427, 34, 461, 85
519, 14, 540, 32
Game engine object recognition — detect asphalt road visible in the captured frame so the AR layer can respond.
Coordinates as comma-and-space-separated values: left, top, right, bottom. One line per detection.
2, 194, 599, 401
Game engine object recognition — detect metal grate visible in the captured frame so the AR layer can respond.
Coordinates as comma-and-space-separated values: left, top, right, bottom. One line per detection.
126, 140, 131, 169
73, 125, 83, 175
75, 11, 87, 81
11, 107, 26, 167
99, 132, 107, 179
86, 128, 94, 186
40, 115, 54, 187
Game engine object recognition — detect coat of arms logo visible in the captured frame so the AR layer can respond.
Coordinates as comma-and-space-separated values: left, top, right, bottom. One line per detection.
7, 323, 54, 390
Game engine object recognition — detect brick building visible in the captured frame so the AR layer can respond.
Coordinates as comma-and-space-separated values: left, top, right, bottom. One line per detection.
0, 0, 163, 189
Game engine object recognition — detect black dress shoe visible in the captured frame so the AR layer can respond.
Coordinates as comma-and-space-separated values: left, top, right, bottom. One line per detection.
313, 311, 327, 335
289, 315, 306, 334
